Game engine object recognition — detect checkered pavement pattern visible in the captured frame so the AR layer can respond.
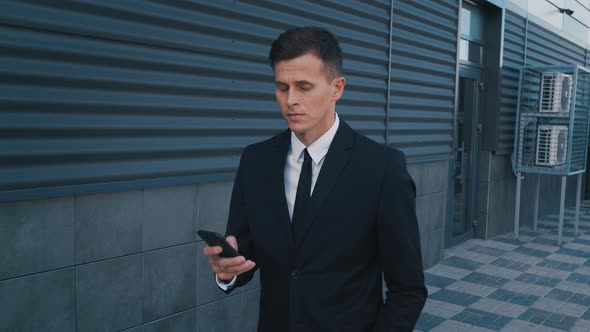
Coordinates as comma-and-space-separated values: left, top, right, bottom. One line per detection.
415, 203, 590, 331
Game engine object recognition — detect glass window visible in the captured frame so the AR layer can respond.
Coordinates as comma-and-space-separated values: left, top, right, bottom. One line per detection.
461, 2, 484, 42
460, 2, 485, 64
460, 39, 483, 64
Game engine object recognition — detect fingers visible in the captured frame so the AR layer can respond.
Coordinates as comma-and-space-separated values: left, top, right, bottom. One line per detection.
202, 237, 254, 280
215, 259, 256, 280
226, 235, 238, 250
209, 255, 252, 273
202, 236, 237, 257
209, 255, 245, 269
203, 245, 222, 257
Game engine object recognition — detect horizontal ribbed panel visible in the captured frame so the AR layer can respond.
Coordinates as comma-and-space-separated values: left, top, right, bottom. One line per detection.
498, 10, 526, 154
389, 0, 457, 160
526, 20, 586, 67
0, 0, 390, 198
497, 11, 587, 155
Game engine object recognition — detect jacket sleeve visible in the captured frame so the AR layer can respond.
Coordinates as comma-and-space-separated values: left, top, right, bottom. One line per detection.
373, 150, 427, 331
222, 147, 259, 294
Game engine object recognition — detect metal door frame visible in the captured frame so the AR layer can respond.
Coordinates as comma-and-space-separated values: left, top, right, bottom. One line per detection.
446, 66, 483, 247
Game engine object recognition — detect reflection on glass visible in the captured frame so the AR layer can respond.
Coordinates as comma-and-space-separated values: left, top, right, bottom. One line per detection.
460, 39, 468, 61
460, 7, 472, 36
453, 77, 476, 237
459, 39, 483, 64
461, 2, 484, 41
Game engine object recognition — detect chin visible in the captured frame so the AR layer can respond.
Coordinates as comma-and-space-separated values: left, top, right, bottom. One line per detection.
288, 124, 300, 133
287, 124, 305, 135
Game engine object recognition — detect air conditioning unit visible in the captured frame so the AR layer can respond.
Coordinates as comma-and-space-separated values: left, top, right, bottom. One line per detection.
536, 125, 568, 166
539, 72, 573, 113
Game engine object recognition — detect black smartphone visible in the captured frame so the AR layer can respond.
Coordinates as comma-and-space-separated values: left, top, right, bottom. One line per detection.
197, 230, 240, 258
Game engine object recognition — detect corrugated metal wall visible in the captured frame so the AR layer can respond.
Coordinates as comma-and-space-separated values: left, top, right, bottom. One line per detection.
526, 20, 586, 67
1, 0, 395, 201
498, 10, 527, 154
497, 11, 588, 154
389, 0, 457, 161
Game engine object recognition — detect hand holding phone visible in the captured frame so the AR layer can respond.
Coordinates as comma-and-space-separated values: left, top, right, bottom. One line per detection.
200, 230, 256, 282
197, 230, 240, 258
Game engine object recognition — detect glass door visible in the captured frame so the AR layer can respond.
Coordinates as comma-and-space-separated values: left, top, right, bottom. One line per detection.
447, 67, 482, 247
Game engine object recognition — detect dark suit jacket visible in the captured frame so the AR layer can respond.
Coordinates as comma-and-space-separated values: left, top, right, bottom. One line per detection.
224, 120, 427, 332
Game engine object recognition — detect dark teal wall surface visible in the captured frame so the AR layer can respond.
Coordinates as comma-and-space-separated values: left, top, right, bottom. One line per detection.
496, 9, 588, 155
1, 0, 459, 202
0, 1, 458, 331
390, 0, 458, 161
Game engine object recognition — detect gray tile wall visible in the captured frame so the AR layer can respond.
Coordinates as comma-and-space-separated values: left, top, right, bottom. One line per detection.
75, 191, 142, 264
0, 197, 75, 280
478, 153, 585, 239
0, 160, 449, 330
143, 309, 197, 332
408, 160, 450, 269
0, 183, 259, 332
0, 268, 76, 332
76, 254, 143, 331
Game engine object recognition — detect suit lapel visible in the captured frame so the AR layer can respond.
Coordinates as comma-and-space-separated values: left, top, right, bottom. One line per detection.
269, 130, 295, 245
293, 121, 354, 248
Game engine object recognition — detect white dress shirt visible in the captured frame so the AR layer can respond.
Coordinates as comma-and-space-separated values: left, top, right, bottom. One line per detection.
217, 114, 340, 290
284, 113, 340, 220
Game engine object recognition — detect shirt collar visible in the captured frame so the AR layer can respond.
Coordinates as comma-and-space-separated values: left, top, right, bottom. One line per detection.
290, 113, 340, 164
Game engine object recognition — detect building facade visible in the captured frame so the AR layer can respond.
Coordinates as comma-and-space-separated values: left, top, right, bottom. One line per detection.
1, 0, 589, 330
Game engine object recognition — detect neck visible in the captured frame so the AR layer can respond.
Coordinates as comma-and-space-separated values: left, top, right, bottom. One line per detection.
296, 112, 336, 146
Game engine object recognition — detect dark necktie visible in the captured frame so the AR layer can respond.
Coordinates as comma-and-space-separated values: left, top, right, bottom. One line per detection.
292, 148, 312, 231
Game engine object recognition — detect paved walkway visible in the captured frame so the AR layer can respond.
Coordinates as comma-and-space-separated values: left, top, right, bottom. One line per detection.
415, 202, 590, 331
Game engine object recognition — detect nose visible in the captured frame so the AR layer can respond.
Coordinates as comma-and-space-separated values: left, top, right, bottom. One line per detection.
287, 90, 299, 106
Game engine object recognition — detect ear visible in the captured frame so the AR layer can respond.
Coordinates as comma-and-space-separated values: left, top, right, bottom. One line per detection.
331, 76, 346, 102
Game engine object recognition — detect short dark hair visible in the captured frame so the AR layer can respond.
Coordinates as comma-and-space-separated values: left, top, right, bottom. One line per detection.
268, 26, 343, 80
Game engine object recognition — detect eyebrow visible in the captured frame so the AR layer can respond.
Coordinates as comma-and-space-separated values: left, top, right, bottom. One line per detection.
275, 80, 313, 85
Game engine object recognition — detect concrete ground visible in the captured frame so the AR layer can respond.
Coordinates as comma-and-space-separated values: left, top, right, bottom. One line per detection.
415, 202, 590, 331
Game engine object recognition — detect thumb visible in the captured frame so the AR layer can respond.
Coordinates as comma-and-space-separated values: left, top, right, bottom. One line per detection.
226, 235, 238, 250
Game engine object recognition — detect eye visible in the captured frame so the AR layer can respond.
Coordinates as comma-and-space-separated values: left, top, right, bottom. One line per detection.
299, 84, 312, 91
276, 83, 288, 92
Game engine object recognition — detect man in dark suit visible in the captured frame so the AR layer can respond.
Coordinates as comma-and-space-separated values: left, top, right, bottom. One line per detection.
203, 26, 427, 331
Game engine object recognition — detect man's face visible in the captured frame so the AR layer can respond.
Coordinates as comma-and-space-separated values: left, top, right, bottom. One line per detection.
274, 53, 345, 146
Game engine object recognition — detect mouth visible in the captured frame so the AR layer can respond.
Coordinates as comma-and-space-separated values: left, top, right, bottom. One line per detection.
286, 113, 304, 119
